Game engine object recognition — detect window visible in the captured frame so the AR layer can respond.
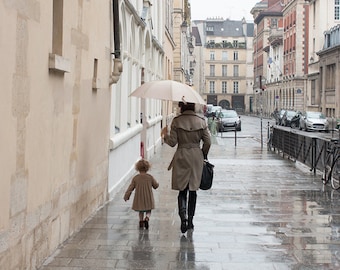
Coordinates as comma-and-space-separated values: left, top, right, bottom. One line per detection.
271, 18, 278, 28
209, 81, 215, 93
210, 51, 215, 60
233, 65, 239, 77
233, 40, 238, 47
222, 51, 228, 61
52, 0, 64, 55
233, 81, 239, 93
49, 0, 70, 73
336, 0, 340, 20
222, 65, 227, 76
222, 81, 227, 93
326, 64, 336, 90
207, 26, 214, 31
311, 79, 316, 105
233, 51, 238, 60
210, 65, 215, 76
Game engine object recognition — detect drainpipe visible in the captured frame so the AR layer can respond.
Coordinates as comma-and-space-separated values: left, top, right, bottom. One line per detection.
110, 0, 123, 85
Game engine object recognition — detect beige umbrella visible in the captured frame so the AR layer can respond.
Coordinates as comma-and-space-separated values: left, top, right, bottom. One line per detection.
129, 80, 205, 105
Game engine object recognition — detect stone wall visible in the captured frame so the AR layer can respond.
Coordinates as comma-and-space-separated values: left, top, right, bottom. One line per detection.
0, 1, 112, 269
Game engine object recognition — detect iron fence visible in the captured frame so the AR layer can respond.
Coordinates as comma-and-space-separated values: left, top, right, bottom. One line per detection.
271, 126, 331, 174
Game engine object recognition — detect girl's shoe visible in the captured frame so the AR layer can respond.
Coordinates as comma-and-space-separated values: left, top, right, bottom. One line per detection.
139, 221, 144, 228
144, 217, 149, 229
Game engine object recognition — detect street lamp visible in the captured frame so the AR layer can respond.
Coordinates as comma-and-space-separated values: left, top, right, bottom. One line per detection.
190, 59, 196, 68
181, 20, 188, 33
188, 42, 194, 55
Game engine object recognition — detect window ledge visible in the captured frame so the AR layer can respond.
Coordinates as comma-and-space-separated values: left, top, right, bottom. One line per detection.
92, 78, 101, 90
49, 53, 71, 73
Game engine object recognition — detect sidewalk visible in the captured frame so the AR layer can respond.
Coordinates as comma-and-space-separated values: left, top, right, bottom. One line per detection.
40, 134, 340, 270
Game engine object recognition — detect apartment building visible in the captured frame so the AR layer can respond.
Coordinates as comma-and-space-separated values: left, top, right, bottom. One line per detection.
306, 0, 340, 119
253, 0, 284, 115
193, 18, 254, 113
252, 0, 340, 119
317, 25, 340, 120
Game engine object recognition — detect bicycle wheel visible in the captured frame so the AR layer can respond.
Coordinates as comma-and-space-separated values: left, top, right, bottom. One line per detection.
330, 157, 340, 190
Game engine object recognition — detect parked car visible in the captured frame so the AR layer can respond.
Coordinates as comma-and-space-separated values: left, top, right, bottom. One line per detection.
275, 109, 286, 125
206, 105, 222, 118
204, 104, 213, 117
281, 110, 299, 127
217, 109, 241, 132
299, 111, 329, 132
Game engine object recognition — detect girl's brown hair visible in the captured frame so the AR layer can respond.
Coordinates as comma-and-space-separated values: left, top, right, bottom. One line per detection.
135, 159, 151, 172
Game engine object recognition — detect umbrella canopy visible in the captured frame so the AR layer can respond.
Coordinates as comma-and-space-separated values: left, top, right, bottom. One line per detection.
129, 80, 205, 105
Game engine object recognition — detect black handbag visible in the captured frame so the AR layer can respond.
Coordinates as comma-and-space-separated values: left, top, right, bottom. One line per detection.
200, 160, 214, 190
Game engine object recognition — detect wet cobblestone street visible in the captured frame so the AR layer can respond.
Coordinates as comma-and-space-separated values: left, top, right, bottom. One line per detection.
40, 124, 340, 270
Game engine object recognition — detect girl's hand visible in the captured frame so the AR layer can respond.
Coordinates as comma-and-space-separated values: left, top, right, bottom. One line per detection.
161, 126, 168, 138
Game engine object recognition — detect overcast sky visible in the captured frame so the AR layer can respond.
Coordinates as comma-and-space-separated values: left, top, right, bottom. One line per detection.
191, 0, 259, 21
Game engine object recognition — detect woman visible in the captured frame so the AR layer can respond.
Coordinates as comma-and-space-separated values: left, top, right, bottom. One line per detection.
161, 102, 211, 233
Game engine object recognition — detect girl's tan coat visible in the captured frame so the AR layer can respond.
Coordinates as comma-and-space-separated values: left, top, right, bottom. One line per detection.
124, 173, 159, 211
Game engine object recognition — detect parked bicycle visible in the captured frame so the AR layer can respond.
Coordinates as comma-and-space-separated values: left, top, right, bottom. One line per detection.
322, 138, 340, 190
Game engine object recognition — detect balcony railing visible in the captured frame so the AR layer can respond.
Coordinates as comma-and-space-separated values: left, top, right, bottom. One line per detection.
205, 41, 246, 49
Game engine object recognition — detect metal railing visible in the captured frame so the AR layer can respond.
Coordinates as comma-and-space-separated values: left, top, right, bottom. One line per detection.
270, 126, 333, 174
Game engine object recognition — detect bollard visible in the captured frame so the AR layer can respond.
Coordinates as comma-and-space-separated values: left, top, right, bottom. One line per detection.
234, 121, 237, 146
268, 121, 270, 135
267, 121, 270, 150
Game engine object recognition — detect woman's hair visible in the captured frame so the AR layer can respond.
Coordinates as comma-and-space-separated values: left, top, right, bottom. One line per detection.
179, 102, 195, 113
135, 159, 151, 172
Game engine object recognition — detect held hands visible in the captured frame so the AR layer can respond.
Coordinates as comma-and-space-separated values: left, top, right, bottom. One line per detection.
161, 126, 168, 138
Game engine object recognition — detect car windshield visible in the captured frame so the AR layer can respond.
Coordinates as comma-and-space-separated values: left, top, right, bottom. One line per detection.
221, 111, 238, 118
307, 112, 326, 119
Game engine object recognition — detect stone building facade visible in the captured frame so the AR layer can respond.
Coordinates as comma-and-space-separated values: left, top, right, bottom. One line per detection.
252, 0, 340, 119
317, 25, 340, 120
0, 0, 172, 269
0, 1, 113, 269
193, 18, 254, 113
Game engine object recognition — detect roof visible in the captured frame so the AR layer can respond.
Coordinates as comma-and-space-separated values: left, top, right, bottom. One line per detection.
254, 1, 283, 23
192, 26, 202, 46
205, 19, 254, 37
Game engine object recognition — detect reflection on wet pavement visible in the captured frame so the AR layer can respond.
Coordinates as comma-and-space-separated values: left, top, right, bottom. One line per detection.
40, 131, 340, 270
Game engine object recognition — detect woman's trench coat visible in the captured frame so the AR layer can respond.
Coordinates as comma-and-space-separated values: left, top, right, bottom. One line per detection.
164, 110, 211, 191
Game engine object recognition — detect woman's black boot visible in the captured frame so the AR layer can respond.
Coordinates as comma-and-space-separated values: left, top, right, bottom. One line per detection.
188, 216, 194, 230
178, 192, 188, 233
180, 216, 187, 233
188, 191, 197, 230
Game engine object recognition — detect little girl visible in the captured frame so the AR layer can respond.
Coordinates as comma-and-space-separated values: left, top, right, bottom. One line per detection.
124, 159, 159, 229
